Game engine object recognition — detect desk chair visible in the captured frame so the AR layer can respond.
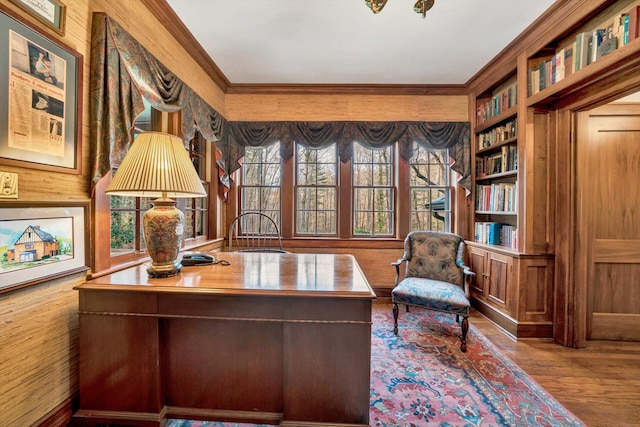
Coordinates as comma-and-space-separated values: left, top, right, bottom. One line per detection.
391, 231, 475, 352
228, 212, 286, 253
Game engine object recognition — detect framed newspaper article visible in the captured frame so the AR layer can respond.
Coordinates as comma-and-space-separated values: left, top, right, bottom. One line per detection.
0, 5, 82, 174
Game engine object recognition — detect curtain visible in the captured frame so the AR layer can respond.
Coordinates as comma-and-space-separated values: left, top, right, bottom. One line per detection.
89, 13, 226, 193
90, 13, 471, 196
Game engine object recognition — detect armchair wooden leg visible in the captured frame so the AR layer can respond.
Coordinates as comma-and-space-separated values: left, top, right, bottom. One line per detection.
393, 303, 399, 335
460, 316, 469, 352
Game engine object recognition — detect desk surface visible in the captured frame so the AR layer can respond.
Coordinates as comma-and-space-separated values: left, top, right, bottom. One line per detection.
79, 252, 376, 298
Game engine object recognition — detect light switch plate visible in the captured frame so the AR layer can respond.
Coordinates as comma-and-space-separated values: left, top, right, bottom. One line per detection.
0, 171, 18, 199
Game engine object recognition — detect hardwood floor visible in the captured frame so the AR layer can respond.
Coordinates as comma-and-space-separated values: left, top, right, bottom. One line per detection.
470, 310, 640, 427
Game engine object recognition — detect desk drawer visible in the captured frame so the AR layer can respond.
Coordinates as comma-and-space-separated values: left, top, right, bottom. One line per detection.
79, 290, 158, 314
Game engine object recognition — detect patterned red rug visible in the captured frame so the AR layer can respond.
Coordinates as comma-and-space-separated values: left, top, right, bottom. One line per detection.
168, 303, 584, 427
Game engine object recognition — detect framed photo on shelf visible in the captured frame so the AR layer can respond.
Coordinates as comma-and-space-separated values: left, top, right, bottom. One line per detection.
0, 202, 89, 294
8, 0, 66, 35
0, 4, 82, 174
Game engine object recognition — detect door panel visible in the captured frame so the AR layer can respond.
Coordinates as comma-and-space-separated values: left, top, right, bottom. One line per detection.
583, 107, 640, 341
487, 252, 511, 309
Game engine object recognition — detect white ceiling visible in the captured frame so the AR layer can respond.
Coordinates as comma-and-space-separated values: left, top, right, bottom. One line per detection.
166, 0, 556, 85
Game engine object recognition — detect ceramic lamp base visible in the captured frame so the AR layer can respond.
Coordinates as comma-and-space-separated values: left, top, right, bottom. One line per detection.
143, 197, 184, 278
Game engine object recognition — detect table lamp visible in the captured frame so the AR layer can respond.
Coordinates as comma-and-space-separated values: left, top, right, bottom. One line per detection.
106, 131, 207, 277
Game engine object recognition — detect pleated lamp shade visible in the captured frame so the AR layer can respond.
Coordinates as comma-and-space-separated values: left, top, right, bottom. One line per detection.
106, 131, 206, 198
106, 131, 206, 278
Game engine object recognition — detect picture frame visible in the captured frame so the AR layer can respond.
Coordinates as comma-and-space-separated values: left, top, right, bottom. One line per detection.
0, 4, 82, 175
0, 201, 89, 294
8, 0, 66, 35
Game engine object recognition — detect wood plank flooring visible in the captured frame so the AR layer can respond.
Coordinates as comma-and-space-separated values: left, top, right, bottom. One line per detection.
470, 310, 640, 427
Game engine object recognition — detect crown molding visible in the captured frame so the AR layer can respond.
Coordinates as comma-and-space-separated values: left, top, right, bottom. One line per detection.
226, 84, 468, 96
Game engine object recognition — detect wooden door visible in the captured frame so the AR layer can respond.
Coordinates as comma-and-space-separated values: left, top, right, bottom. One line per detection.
579, 104, 640, 341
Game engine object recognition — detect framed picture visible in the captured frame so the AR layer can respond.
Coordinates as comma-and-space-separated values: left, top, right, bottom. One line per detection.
0, 201, 89, 294
8, 0, 66, 35
0, 4, 82, 174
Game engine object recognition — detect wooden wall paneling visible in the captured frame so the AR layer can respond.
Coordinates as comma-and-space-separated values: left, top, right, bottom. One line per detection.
520, 258, 554, 323
395, 157, 411, 239
224, 94, 468, 122
280, 157, 294, 239
553, 108, 574, 346
339, 160, 352, 238
522, 107, 552, 254
574, 110, 591, 348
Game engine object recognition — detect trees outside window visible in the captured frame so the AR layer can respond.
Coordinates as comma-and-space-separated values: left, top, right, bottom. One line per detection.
237, 141, 452, 240
295, 144, 337, 235
409, 143, 450, 232
240, 142, 282, 232
352, 143, 393, 236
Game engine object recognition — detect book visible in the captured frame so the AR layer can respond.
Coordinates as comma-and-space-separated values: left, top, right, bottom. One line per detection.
629, 5, 640, 41
596, 36, 618, 60
575, 32, 592, 71
564, 43, 575, 77
487, 223, 502, 245
591, 28, 607, 63
623, 13, 630, 45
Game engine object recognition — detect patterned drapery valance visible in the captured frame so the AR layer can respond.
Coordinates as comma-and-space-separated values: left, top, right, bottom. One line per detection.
89, 13, 471, 196
224, 121, 471, 191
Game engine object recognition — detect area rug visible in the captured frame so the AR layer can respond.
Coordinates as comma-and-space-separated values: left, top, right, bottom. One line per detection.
168, 303, 584, 427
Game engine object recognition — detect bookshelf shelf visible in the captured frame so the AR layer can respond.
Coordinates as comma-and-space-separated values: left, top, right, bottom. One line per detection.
476, 210, 517, 216
476, 170, 518, 181
477, 136, 517, 155
474, 107, 517, 133
527, 5, 640, 108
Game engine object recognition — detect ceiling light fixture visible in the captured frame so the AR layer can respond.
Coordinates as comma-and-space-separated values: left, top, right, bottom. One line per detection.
365, 0, 435, 18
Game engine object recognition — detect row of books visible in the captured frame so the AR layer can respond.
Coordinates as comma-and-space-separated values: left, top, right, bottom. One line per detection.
476, 145, 517, 177
475, 182, 517, 213
528, 5, 640, 96
478, 118, 518, 150
474, 222, 517, 249
476, 83, 517, 125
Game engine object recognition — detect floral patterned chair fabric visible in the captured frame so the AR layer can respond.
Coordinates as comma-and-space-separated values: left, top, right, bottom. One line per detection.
391, 231, 475, 352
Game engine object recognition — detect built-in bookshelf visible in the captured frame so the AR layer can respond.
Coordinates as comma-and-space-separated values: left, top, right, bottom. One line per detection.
473, 75, 519, 250
528, 0, 640, 99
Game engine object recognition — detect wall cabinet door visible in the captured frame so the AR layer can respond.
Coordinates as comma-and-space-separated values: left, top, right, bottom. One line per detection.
467, 246, 512, 314
486, 252, 512, 311
468, 247, 487, 296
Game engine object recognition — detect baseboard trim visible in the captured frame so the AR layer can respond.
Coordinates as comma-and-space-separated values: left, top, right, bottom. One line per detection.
71, 407, 167, 427
166, 406, 282, 424
471, 299, 553, 338
33, 394, 77, 427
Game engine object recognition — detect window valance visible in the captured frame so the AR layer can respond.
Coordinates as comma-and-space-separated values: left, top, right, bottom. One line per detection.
89, 12, 226, 193
89, 13, 471, 196
226, 121, 472, 191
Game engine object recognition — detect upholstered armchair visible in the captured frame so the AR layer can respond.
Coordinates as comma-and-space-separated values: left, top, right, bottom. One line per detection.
391, 231, 475, 352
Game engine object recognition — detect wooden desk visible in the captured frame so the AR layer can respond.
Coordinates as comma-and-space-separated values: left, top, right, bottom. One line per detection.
73, 253, 376, 427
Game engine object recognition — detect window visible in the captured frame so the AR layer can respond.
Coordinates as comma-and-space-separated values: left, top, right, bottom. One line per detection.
409, 143, 450, 232
182, 131, 209, 240
235, 140, 454, 241
295, 144, 337, 235
109, 102, 153, 257
241, 142, 282, 229
352, 143, 394, 236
